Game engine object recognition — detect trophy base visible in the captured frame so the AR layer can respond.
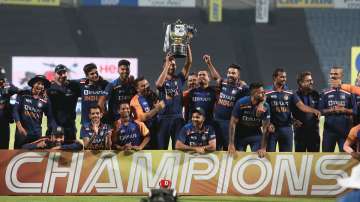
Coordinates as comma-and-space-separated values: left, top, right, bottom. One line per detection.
171, 44, 187, 58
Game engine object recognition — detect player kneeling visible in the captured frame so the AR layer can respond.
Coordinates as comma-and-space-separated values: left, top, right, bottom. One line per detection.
22, 126, 83, 150
112, 103, 150, 151
175, 107, 216, 153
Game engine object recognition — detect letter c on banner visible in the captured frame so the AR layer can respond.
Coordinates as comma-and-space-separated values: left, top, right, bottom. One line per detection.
232, 155, 272, 194
5, 152, 47, 193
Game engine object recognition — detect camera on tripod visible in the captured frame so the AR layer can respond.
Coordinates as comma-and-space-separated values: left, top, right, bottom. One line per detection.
140, 179, 177, 202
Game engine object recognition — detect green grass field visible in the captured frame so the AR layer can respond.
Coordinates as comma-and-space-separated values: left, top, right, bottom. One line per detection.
0, 196, 337, 202
4, 116, 340, 201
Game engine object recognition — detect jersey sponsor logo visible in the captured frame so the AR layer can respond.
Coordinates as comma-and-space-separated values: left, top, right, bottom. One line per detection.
328, 100, 346, 107
284, 95, 289, 101
270, 94, 277, 98
328, 94, 334, 98
192, 96, 211, 102
83, 90, 106, 96
118, 132, 138, 141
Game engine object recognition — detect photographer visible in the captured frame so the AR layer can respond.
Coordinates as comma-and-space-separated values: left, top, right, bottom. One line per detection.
0, 66, 19, 149
130, 77, 164, 149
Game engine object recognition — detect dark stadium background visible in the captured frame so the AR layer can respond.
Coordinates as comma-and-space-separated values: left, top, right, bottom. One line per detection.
1, 0, 359, 201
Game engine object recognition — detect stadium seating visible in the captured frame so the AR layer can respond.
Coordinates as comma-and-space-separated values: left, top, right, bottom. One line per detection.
305, 9, 360, 83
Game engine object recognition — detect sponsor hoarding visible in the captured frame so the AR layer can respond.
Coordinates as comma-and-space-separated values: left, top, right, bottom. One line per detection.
80, 0, 138, 6
276, 0, 334, 8
335, 0, 360, 8
12, 56, 138, 88
0, 0, 60, 6
209, 0, 222, 22
0, 150, 356, 196
256, 0, 270, 23
138, 0, 195, 7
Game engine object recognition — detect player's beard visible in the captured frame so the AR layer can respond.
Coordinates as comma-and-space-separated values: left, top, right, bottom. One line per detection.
32, 87, 44, 96
227, 76, 236, 84
91, 116, 100, 124
192, 120, 203, 129
58, 76, 67, 84
198, 79, 208, 87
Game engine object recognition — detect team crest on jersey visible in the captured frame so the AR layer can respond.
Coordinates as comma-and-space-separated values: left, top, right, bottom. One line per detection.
38, 102, 43, 108
284, 95, 289, 101
341, 95, 345, 99
201, 135, 207, 141
231, 89, 237, 95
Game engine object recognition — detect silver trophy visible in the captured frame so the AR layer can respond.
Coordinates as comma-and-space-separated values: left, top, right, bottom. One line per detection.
163, 19, 196, 58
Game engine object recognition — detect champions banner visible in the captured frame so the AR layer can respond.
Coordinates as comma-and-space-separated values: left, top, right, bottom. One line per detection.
0, 150, 357, 196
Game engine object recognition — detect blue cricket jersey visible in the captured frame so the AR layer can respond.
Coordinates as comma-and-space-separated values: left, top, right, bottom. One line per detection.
232, 96, 270, 137
157, 72, 186, 119
177, 123, 216, 147
188, 86, 217, 121
265, 86, 300, 127
319, 88, 353, 135
113, 120, 149, 146
13, 91, 55, 138
214, 80, 249, 120
105, 78, 136, 119
78, 78, 108, 124
81, 122, 112, 149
